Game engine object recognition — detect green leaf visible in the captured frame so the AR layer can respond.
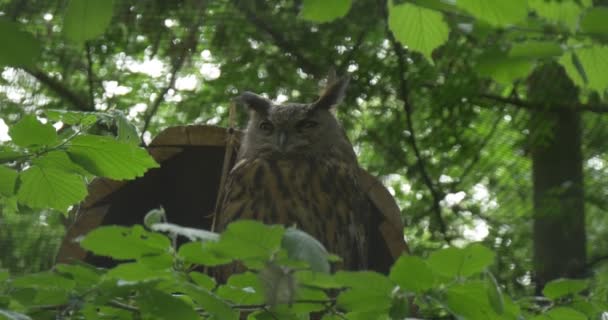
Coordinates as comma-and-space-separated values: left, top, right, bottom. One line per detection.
0, 309, 32, 320
8, 115, 57, 147
559, 45, 608, 92
427, 243, 495, 279
181, 282, 238, 320
215, 220, 284, 261
0, 270, 8, 282
296, 270, 342, 289
457, 0, 527, 27
178, 241, 232, 266
217, 272, 265, 305
105, 262, 172, 282
66, 134, 159, 180
388, 3, 449, 61
529, 0, 584, 31
188, 272, 216, 290
114, 111, 140, 145
63, 0, 115, 43
0, 20, 40, 67
389, 255, 435, 293
137, 288, 199, 320
485, 272, 504, 314
80, 225, 170, 260
335, 271, 393, 313
579, 7, 608, 36
281, 227, 330, 273
445, 281, 499, 320
476, 47, 534, 84
0, 146, 24, 163
542, 278, 588, 299
32, 151, 91, 176
16, 165, 87, 212
11, 272, 75, 290
542, 307, 587, 320
509, 41, 563, 59
45, 109, 97, 126
299, 0, 352, 23
55, 263, 101, 288
0, 166, 18, 196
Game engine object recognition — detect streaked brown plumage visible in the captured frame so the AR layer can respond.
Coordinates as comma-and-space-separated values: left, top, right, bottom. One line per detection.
216, 77, 369, 270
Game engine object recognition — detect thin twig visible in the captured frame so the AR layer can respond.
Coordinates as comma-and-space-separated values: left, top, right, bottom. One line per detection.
85, 42, 96, 109
379, 0, 449, 241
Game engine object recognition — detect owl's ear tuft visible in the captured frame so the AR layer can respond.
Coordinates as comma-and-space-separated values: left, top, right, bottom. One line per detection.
313, 76, 350, 110
237, 91, 272, 114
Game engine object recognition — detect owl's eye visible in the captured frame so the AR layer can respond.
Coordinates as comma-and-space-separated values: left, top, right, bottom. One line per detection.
297, 120, 319, 129
259, 121, 274, 132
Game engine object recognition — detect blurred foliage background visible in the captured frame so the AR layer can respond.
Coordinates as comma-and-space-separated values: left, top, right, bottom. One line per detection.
0, 0, 607, 302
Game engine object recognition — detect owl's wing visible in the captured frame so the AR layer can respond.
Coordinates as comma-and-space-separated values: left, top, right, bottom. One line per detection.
358, 168, 409, 273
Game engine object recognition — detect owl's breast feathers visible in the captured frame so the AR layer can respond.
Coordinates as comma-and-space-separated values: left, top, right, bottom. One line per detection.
217, 156, 369, 269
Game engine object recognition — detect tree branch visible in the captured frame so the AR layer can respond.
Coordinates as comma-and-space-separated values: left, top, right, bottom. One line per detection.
233, 0, 321, 77
379, 0, 449, 241
140, 1, 206, 139
476, 93, 608, 114
23, 68, 92, 111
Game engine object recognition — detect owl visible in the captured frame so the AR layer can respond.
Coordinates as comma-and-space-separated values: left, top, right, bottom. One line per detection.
216, 76, 370, 270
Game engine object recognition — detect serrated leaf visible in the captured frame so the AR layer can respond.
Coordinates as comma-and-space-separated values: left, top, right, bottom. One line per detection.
16, 165, 87, 212
559, 45, 608, 92
389, 255, 435, 293
45, 109, 97, 126
388, 3, 449, 61
579, 7, 608, 36
296, 271, 342, 289
137, 288, 199, 320
66, 134, 159, 180
457, 0, 527, 27
0, 20, 40, 67
63, 0, 115, 43
427, 243, 495, 279
299, 0, 352, 23
281, 227, 330, 273
529, 0, 583, 31
80, 225, 170, 260
8, 115, 57, 147
542, 278, 588, 299
0, 165, 18, 196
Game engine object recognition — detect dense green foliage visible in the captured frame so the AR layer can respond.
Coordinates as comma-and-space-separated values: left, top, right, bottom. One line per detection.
0, 0, 607, 318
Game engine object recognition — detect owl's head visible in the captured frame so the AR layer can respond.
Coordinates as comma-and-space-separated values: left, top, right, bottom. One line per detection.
237, 77, 355, 161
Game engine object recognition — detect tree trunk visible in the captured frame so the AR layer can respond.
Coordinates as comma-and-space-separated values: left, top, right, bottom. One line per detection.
528, 63, 586, 293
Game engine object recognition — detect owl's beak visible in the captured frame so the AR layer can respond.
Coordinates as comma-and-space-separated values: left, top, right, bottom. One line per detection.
277, 131, 288, 151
